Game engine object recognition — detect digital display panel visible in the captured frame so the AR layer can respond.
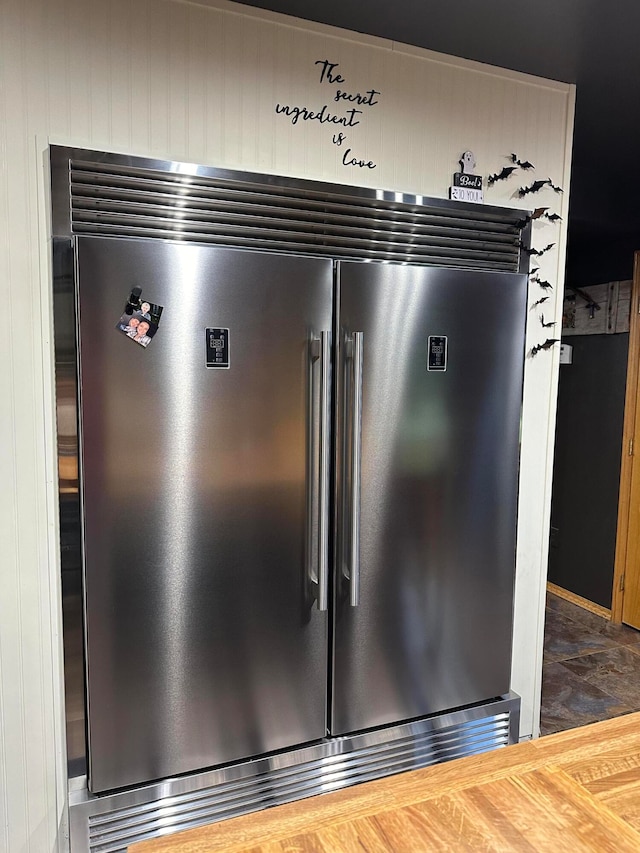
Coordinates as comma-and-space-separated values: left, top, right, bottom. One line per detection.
427, 336, 447, 371
205, 328, 230, 368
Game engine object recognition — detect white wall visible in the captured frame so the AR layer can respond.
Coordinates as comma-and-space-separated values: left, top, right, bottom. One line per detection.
0, 0, 574, 849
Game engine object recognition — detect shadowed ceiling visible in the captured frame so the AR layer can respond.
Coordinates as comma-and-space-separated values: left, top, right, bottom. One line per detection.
238, 0, 640, 285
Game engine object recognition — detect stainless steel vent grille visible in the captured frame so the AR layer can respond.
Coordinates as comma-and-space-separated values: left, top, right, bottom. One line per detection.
68, 160, 526, 271
84, 712, 511, 853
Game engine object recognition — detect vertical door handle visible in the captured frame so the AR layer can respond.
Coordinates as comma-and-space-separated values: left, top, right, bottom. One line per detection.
349, 331, 364, 607
317, 331, 331, 612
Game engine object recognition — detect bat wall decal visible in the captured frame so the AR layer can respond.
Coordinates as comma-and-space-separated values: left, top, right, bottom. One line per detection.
531, 338, 559, 356
510, 153, 535, 170
531, 207, 549, 220
531, 296, 550, 308
524, 243, 555, 257
518, 180, 549, 197
531, 276, 553, 290
527, 209, 562, 223
516, 207, 548, 228
487, 166, 517, 185
540, 315, 556, 328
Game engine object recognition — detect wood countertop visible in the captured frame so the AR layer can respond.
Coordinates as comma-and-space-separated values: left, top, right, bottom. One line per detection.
130, 713, 640, 852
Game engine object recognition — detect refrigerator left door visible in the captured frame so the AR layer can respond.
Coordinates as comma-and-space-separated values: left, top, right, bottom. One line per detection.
75, 237, 333, 793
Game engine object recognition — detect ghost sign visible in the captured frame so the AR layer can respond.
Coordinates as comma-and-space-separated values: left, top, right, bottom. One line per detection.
450, 151, 484, 203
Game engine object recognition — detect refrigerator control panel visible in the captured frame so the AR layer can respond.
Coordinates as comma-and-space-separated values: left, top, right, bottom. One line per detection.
427, 335, 447, 371
206, 328, 230, 369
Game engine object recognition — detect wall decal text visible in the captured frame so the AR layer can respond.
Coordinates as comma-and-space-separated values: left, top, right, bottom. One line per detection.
275, 59, 380, 170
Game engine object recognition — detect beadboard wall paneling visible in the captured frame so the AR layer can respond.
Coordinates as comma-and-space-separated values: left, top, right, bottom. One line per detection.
0, 0, 573, 849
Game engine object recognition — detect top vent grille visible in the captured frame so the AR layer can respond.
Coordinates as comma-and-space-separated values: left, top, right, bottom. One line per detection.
68, 159, 526, 271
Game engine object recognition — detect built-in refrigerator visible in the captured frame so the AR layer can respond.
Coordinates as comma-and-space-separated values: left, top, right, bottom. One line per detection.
53, 146, 530, 851
75, 236, 526, 794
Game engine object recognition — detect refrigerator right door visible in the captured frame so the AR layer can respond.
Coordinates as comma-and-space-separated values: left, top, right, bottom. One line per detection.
332, 261, 527, 735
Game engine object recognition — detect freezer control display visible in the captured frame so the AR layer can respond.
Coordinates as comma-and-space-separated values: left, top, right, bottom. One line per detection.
427, 336, 447, 371
206, 328, 230, 369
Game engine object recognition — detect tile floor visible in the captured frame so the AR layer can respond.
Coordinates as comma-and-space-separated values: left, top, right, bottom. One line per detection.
541, 591, 640, 735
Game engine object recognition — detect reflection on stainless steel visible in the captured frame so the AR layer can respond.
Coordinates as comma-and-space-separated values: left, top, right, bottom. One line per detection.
69, 694, 519, 853
76, 237, 332, 792
332, 262, 527, 735
156, 247, 200, 783
53, 237, 87, 776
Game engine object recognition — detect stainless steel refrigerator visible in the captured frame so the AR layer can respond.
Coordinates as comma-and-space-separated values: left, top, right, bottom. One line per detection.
75, 235, 526, 795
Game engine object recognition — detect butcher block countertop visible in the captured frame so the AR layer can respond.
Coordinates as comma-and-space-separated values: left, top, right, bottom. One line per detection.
130, 713, 640, 852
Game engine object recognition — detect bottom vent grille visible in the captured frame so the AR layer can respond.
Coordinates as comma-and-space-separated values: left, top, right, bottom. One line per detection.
77, 706, 516, 853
